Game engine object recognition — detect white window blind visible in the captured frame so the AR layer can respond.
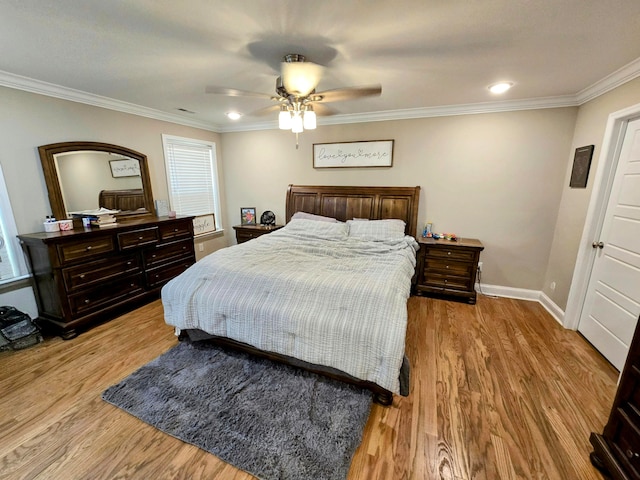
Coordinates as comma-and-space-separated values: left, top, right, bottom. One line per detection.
162, 135, 221, 230
0, 163, 28, 284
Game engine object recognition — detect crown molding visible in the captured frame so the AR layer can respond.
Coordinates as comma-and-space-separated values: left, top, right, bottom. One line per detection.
576, 56, 640, 105
3, 56, 640, 134
218, 95, 579, 132
0, 70, 221, 132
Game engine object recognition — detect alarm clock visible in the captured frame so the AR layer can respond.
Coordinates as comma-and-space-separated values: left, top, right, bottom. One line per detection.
260, 210, 276, 226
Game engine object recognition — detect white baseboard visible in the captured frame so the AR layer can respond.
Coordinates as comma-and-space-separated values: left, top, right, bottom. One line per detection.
475, 283, 565, 326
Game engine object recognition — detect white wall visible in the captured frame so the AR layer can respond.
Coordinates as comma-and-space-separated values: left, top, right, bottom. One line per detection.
220, 108, 578, 291
544, 76, 640, 309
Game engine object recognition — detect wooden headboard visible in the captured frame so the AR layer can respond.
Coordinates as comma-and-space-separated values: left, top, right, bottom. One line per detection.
98, 189, 145, 212
286, 185, 421, 236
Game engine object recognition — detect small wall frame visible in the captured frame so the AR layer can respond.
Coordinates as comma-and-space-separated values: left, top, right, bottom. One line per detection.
569, 145, 595, 188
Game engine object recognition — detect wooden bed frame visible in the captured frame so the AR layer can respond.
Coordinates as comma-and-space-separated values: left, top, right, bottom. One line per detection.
98, 189, 145, 212
286, 184, 421, 236
183, 184, 421, 405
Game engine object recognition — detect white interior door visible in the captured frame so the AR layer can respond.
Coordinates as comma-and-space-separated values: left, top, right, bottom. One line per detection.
578, 117, 640, 371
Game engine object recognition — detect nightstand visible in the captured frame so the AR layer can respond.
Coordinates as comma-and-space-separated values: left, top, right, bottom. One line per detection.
233, 224, 283, 244
414, 237, 484, 304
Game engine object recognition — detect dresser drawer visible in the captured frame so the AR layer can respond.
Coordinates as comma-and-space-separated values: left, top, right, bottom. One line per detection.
144, 239, 194, 268
117, 227, 159, 250
146, 260, 193, 288
425, 246, 477, 262
159, 221, 192, 242
609, 408, 640, 476
57, 236, 116, 264
62, 255, 141, 292
424, 258, 475, 278
68, 274, 144, 316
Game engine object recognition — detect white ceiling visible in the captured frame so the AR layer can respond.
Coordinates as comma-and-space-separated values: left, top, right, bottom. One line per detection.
2, 0, 640, 132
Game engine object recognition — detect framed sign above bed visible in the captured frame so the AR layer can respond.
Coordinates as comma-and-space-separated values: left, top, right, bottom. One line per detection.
313, 140, 394, 168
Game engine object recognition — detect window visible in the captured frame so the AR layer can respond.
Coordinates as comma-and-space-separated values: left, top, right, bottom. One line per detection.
162, 135, 221, 235
0, 163, 28, 284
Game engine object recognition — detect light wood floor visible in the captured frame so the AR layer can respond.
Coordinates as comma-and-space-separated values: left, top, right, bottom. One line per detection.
0, 295, 617, 479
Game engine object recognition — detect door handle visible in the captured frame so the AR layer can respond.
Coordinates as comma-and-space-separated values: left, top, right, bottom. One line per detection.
592, 241, 604, 249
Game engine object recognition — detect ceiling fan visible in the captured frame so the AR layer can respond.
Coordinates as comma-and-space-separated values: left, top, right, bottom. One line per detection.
206, 54, 381, 138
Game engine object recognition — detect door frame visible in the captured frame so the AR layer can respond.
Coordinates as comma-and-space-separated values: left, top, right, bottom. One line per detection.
565, 102, 640, 330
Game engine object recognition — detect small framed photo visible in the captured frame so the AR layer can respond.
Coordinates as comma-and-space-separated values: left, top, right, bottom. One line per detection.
240, 207, 257, 225
569, 145, 595, 188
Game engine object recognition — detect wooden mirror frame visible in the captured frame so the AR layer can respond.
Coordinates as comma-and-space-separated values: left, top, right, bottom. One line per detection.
38, 141, 155, 221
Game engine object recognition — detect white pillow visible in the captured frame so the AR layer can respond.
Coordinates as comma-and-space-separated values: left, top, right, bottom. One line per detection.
347, 219, 406, 241
291, 211, 339, 223
284, 218, 349, 240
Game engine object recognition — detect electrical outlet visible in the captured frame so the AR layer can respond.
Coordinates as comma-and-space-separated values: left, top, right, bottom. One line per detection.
550, 281, 556, 290
477, 262, 483, 273
198, 243, 204, 252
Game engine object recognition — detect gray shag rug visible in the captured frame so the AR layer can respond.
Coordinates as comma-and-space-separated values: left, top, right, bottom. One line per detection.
102, 341, 372, 480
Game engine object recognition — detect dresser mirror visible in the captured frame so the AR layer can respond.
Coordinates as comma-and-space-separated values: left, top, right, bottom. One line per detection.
38, 141, 155, 220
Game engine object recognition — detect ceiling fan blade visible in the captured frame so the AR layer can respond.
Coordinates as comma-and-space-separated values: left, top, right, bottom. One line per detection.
281, 61, 324, 97
248, 104, 281, 117
308, 103, 338, 116
313, 85, 382, 103
205, 86, 274, 100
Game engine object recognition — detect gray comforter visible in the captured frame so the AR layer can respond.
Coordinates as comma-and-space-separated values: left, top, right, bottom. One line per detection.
162, 219, 418, 393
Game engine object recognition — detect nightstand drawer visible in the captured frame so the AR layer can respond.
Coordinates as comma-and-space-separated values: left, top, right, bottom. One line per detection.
424, 258, 474, 277
425, 246, 476, 262
233, 224, 283, 244
421, 273, 472, 291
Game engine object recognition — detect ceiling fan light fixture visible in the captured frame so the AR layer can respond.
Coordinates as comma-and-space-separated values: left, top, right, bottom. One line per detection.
278, 105, 292, 130
488, 81, 514, 94
225, 111, 242, 120
303, 106, 316, 130
291, 111, 303, 133
281, 61, 323, 97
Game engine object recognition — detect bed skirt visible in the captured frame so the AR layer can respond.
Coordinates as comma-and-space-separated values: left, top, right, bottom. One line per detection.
181, 328, 410, 405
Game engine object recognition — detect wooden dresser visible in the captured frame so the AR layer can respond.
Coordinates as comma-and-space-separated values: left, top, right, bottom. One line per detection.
414, 237, 484, 304
18, 216, 195, 339
590, 317, 640, 479
233, 224, 283, 244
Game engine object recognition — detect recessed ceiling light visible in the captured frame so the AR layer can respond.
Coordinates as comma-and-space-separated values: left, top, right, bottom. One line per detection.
488, 82, 514, 94
226, 112, 242, 120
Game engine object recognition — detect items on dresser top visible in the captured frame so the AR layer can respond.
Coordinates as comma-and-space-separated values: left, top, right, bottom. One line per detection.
233, 224, 284, 244
414, 237, 484, 304
590, 316, 640, 480
18, 216, 196, 339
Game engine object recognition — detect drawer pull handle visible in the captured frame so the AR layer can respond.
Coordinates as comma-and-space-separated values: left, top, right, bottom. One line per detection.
131, 283, 135, 287
86, 246, 92, 251
127, 261, 132, 265
174, 228, 179, 232
447, 251, 451, 255
138, 236, 144, 240
84, 299, 90, 304
446, 265, 449, 269
627, 449, 640, 459
152, 254, 156, 258
156, 274, 160, 278
79, 274, 85, 279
